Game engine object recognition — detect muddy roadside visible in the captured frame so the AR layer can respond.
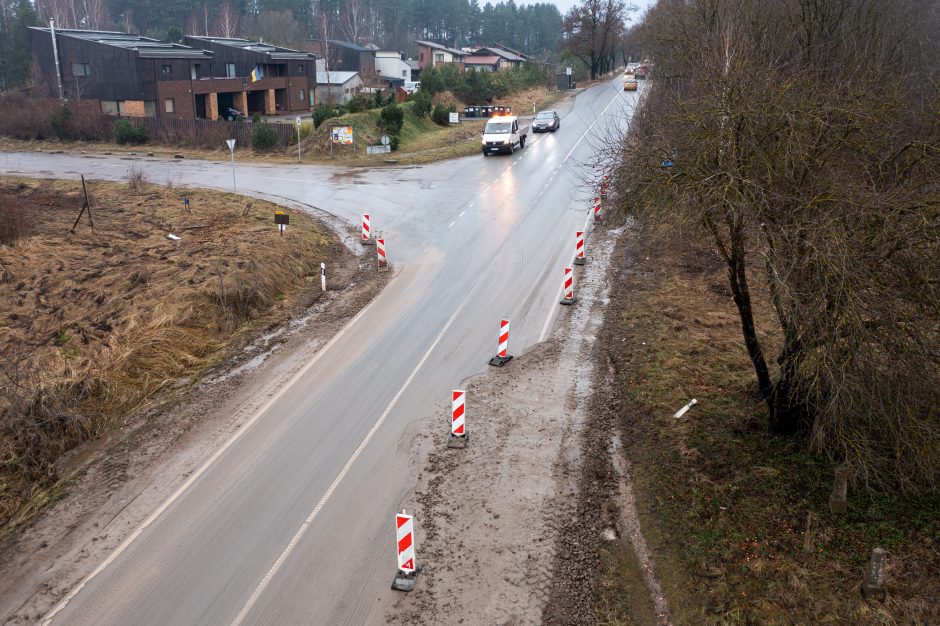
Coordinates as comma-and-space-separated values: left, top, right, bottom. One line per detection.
0, 197, 387, 624
382, 220, 666, 625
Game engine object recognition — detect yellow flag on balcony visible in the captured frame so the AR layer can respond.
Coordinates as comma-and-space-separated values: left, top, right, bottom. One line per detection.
250, 65, 263, 82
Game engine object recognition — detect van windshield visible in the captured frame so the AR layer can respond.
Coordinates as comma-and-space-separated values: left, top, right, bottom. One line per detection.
485, 122, 512, 134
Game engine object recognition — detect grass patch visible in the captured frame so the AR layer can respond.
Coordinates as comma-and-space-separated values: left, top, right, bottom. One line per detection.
0, 176, 335, 538
607, 224, 939, 625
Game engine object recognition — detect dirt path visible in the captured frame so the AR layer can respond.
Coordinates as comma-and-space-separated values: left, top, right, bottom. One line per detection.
0, 219, 386, 623
384, 222, 664, 625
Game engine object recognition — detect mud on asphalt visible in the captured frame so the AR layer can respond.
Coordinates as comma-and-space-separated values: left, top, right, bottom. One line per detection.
386, 221, 664, 625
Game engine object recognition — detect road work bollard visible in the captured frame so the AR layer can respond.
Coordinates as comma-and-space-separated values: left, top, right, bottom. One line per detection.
391, 510, 421, 592
488, 319, 513, 367
377, 238, 388, 270
361, 213, 374, 245
447, 390, 468, 449
593, 202, 602, 223
320, 262, 326, 292
573, 230, 586, 265
560, 267, 576, 305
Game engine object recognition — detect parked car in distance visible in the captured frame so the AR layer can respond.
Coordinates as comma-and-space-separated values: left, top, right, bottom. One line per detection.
624, 76, 638, 91
223, 106, 244, 121
532, 110, 560, 133
402, 81, 421, 94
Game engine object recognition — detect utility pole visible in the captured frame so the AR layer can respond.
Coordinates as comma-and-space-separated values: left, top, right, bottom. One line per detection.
49, 19, 64, 101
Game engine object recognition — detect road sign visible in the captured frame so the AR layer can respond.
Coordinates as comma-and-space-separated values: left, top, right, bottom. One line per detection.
225, 139, 235, 152
381, 134, 390, 146
396, 512, 415, 573
566, 66, 572, 76
448, 111, 459, 124
295, 117, 302, 127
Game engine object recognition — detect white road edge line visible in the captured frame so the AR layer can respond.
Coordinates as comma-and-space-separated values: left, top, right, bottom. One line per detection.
449, 221, 456, 228
231, 277, 479, 626
41, 279, 386, 625
564, 88, 622, 164
538, 206, 596, 343
459, 210, 466, 217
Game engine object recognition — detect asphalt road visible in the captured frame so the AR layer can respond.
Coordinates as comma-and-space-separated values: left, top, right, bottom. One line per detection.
1, 75, 641, 624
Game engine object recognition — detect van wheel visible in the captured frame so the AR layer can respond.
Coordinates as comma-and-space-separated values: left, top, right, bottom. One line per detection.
509, 142, 515, 154
520, 136, 526, 149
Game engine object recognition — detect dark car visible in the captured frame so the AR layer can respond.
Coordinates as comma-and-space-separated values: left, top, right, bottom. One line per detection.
532, 110, 560, 133
223, 106, 244, 121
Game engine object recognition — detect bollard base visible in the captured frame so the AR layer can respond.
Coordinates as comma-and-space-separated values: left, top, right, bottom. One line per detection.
447, 431, 469, 449
573, 257, 586, 266
488, 355, 513, 367
391, 566, 422, 592
560, 296, 577, 306
377, 264, 389, 272
361, 238, 375, 246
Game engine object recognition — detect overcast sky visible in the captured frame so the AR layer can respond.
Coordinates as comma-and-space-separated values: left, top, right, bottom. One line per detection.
530, 0, 657, 21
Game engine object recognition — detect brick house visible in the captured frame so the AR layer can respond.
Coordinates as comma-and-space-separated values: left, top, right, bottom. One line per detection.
415, 40, 466, 71
183, 37, 317, 118
27, 28, 213, 118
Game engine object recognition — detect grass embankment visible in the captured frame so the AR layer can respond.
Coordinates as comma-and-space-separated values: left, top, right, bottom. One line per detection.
0, 176, 334, 538
596, 223, 939, 625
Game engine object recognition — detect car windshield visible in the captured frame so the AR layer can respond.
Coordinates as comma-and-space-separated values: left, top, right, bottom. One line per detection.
485, 122, 512, 134
536, 112, 555, 119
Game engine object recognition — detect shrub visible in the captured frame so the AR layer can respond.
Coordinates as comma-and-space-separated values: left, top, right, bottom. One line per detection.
50, 103, 72, 139
251, 113, 262, 123
0, 198, 34, 246
378, 103, 404, 135
113, 119, 149, 145
124, 165, 150, 192
312, 103, 336, 128
346, 93, 374, 113
250, 122, 280, 152
412, 90, 432, 118
389, 135, 401, 151
431, 103, 454, 126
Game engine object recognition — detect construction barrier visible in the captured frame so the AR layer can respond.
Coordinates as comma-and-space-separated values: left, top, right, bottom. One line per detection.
448, 390, 469, 448
488, 319, 513, 367
362, 214, 374, 245
391, 510, 421, 591
560, 266, 576, 305
574, 230, 586, 265
377, 238, 388, 270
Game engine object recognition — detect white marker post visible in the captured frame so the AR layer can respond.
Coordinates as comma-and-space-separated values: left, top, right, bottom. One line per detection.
447, 390, 468, 448
673, 399, 698, 419
295, 117, 302, 162
320, 262, 326, 292
225, 139, 236, 193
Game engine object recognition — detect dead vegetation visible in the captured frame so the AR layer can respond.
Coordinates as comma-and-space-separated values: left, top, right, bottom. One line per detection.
602, 222, 940, 625
0, 176, 333, 536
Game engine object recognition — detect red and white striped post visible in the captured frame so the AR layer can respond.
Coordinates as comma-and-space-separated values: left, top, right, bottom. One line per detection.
391, 510, 421, 591
573, 230, 586, 265
376, 238, 388, 270
593, 202, 602, 222
447, 389, 469, 448
361, 213, 374, 245
488, 318, 513, 367
560, 266, 576, 305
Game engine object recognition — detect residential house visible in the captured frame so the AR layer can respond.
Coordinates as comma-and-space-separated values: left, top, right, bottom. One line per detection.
301, 40, 375, 76
404, 59, 421, 81
27, 28, 213, 118
465, 45, 526, 71
415, 40, 466, 71
374, 50, 411, 81
316, 70, 363, 104
184, 36, 317, 117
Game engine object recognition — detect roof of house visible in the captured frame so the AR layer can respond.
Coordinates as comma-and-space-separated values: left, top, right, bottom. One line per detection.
465, 55, 500, 65
415, 40, 467, 57
30, 28, 213, 59
327, 39, 374, 52
404, 59, 420, 70
471, 45, 525, 62
491, 43, 528, 60
186, 36, 314, 60
316, 70, 360, 85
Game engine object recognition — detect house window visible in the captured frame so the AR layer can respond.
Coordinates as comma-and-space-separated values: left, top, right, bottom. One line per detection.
164, 98, 175, 113
299, 89, 305, 100
162, 64, 172, 74
434, 53, 444, 63
225, 63, 236, 78
71, 62, 91, 76
419, 52, 424, 62
298, 63, 304, 74
402, 70, 407, 77
309, 88, 314, 103
191, 64, 200, 80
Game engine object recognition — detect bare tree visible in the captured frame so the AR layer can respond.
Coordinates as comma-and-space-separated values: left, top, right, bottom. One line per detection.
560, 0, 629, 79
339, 0, 371, 44
216, 0, 239, 38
